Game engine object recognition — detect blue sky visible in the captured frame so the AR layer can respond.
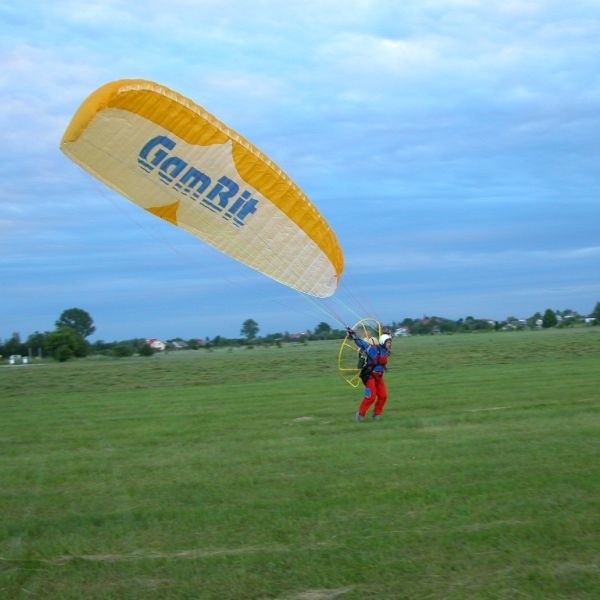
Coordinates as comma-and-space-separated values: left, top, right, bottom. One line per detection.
1, 0, 599, 342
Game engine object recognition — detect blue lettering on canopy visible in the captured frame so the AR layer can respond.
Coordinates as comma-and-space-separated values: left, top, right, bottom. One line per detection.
137, 135, 259, 228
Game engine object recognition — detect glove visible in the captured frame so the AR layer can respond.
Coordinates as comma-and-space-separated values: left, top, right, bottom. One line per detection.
346, 327, 356, 338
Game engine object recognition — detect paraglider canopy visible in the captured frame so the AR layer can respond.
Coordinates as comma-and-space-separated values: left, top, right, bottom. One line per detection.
61, 79, 344, 297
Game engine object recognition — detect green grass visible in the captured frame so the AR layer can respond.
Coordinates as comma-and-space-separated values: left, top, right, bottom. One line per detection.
1, 329, 599, 599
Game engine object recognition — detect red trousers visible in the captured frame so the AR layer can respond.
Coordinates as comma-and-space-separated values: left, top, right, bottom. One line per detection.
358, 373, 387, 417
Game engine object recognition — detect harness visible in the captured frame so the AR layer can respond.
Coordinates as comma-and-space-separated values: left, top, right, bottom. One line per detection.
357, 346, 382, 384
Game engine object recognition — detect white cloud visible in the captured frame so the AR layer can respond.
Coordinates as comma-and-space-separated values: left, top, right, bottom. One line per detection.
319, 33, 442, 77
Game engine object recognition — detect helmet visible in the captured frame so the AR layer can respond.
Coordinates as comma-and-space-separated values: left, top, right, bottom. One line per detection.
379, 334, 392, 346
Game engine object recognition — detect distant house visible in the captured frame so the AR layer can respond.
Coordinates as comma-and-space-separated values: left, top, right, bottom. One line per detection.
146, 338, 166, 351
394, 327, 410, 337
503, 318, 528, 330
289, 332, 308, 340
168, 340, 188, 350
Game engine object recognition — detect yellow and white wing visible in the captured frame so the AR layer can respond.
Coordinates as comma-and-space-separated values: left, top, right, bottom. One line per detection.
60, 79, 344, 297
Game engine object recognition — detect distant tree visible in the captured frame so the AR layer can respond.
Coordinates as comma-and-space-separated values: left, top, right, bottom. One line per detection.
542, 309, 558, 329
112, 343, 135, 357
26, 331, 48, 358
138, 344, 156, 357
55, 344, 74, 362
89, 339, 109, 355
314, 321, 331, 334
440, 320, 457, 333
55, 308, 96, 339
590, 301, 600, 324
46, 328, 88, 361
2, 333, 26, 357
241, 319, 259, 341
313, 322, 332, 338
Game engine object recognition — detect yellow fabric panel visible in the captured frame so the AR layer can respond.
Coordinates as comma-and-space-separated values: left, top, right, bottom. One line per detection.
61, 79, 343, 279
61, 79, 229, 147
146, 200, 180, 226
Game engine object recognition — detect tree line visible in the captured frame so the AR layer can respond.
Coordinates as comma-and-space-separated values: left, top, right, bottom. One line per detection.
390, 305, 599, 336
2, 303, 599, 362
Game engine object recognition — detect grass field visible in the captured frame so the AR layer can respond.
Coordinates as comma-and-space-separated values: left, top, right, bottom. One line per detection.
1, 328, 599, 599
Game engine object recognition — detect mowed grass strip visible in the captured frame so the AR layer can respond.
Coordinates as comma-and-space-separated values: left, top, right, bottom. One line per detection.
1, 329, 598, 599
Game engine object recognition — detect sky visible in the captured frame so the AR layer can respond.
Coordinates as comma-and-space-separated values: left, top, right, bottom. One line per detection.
1, 0, 599, 342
